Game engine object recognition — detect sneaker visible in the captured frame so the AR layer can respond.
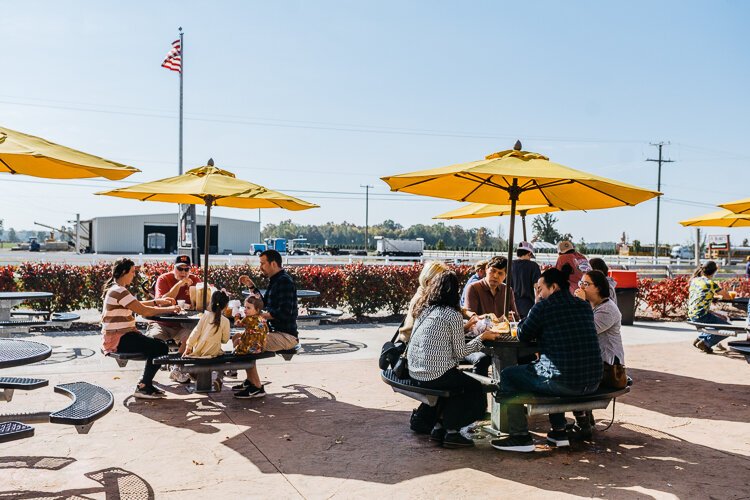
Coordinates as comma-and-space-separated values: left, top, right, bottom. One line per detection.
133, 384, 164, 400
234, 384, 266, 399
430, 427, 446, 444
169, 367, 191, 383
442, 431, 474, 448
232, 379, 252, 391
693, 338, 714, 354
491, 434, 535, 453
547, 428, 570, 447
566, 423, 593, 442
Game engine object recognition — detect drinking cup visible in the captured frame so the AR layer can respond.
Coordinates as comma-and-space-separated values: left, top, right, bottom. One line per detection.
177, 299, 186, 310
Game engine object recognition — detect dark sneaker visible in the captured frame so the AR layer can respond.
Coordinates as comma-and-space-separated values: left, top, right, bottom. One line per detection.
133, 384, 164, 400
491, 434, 535, 453
147, 384, 166, 396
566, 423, 593, 442
234, 384, 266, 399
442, 431, 474, 448
547, 428, 570, 447
232, 379, 252, 391
693, 338, 714, 354
430, 427, 446, 444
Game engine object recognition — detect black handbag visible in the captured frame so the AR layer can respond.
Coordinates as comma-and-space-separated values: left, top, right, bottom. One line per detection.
379, 320, 406, 370
393, 350, 409, 379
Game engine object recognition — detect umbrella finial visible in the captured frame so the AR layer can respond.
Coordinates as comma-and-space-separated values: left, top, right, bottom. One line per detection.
207, 158, 214, 166
514, 140, 522, 151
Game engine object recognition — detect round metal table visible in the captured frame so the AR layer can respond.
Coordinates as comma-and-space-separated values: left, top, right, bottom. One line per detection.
242, 289, 320, 299
0, 339, 52, 369
149, 313, 202, 326
0, 292, 53, 322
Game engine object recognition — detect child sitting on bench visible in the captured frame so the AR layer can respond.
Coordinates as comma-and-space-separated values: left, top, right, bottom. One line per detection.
231, 295, 269, 398
184, 290, 231, 390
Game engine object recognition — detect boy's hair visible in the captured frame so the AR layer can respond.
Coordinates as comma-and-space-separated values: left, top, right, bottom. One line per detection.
244, 295, 264, 312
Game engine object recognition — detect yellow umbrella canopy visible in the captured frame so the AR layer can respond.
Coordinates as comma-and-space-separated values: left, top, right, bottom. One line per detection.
97, 160, 318, 306
718, 197, 750, 215
0, 125, 139, 180
382, 147, 660, 209
679, 209, 750, 228
383, 142, 661, 314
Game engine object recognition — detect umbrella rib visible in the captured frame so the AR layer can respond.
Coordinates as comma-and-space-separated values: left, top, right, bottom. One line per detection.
459, 175, 508, 202
0, 158, 17, 174
571, 180, 633, 206
456, 172, 509, 190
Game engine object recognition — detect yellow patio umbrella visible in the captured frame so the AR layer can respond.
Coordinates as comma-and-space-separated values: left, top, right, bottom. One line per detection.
718, 197, 750, 215
679, 209, 750, 228
382, 141, 661, 314
434, 203, 559, 241
0, 125, 139, 180
97, 159, 319, 307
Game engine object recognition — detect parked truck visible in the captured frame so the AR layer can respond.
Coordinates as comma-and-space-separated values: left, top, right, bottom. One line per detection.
375, 237, 424, 257
250, 237, 311, 256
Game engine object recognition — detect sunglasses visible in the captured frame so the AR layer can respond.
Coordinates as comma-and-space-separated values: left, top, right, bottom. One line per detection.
176, 266, 190, 272
578, 280, 592, 288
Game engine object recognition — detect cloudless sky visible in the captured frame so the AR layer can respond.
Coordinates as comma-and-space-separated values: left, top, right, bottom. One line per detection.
1, 0, 748, 245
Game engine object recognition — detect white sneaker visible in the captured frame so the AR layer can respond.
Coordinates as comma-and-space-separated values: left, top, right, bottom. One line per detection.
169, 367, 190, 383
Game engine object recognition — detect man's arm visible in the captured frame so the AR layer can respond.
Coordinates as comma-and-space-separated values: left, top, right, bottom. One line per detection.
518, 301, 543, 342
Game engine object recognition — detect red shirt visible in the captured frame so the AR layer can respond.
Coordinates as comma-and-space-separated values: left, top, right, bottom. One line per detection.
555, 252, 591, 294
155, 272, 201, 305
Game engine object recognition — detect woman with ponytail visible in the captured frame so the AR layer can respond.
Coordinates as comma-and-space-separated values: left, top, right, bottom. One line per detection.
688, 261, 731, 353
101, 258, 181, 400
491, 264, 602, 453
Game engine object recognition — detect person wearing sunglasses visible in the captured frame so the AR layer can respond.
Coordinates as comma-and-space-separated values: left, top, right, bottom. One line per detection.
145, 255, 202, 383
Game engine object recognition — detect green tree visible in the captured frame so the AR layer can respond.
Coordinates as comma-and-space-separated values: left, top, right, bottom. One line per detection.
475, 227, 491, 249
436, 239, 446, 250
532, 213, 563, 243
743, 238, 749, 246
8, 228, 18, 243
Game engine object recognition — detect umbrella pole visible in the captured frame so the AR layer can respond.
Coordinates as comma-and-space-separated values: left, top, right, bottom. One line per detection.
202, 199, 213, 311
520, 210, 528, 242
505, 179, 520, 318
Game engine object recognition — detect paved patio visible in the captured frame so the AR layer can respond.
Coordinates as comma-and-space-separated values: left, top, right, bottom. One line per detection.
2, 321, 749, 499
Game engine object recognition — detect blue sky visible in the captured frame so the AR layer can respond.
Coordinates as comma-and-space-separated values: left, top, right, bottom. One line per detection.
1, 0, 748, 246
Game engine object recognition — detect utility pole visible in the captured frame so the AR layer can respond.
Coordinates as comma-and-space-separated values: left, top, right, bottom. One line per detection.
360, 184, 373, 251
646, 142, 674, 263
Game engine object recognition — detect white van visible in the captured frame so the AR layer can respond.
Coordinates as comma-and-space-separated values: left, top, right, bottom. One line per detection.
670, 245, 694, 260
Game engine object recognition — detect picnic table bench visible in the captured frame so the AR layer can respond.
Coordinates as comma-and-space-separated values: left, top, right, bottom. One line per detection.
154, 351, 278, 393
728, 340, 750, 363
0, 382, 114, 435
687, 321, 749, 339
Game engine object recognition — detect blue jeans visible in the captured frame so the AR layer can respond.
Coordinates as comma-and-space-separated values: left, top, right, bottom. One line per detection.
693, 312, 730, 347
500, 364, 599, 435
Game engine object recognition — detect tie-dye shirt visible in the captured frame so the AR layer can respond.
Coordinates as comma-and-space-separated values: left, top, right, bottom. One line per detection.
687, 276, 721, 320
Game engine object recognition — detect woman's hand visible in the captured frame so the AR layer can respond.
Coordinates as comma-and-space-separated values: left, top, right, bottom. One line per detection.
463, 314, 479, 333
573, 288, 587, 301
166, 305, 181, 314
156, 297, 176, 306
238, 275, 252, 287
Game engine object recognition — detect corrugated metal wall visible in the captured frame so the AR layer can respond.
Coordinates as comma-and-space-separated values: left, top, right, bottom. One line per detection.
91, 213, 260, 254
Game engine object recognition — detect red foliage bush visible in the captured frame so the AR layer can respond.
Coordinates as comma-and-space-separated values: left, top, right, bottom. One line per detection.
0, 265, 17, 292
16, 262, 89, 312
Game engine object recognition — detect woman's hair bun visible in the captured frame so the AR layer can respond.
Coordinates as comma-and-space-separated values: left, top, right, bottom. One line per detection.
559, 263, 574, 278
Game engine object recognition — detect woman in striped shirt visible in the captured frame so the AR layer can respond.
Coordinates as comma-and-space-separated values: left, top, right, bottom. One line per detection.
407, 270, 499, 448
102, 258, 181, 399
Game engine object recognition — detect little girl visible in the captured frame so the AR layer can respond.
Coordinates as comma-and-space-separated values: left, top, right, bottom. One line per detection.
232, 295, 269, 399
184, 290, 231, 390
233, 295, 269, 355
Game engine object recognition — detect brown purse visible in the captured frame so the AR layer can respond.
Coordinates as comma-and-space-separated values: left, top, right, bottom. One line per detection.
601, 358, 627, 389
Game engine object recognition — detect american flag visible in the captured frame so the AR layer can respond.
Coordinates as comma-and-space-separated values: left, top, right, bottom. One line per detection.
161, 39, 181, 73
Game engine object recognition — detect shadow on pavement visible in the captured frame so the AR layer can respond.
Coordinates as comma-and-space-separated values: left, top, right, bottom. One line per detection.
125, 381, 750, 498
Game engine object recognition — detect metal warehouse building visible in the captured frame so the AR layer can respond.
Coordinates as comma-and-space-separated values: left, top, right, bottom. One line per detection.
87, 213, 259, 255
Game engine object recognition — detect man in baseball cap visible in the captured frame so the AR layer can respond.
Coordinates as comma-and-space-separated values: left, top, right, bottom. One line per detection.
555, 240, 591, 293
146, 254, 201, 383
511, 242, 541, 318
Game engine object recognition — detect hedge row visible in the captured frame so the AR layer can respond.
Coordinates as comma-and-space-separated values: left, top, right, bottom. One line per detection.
2, 262, 745, 320
0, 262, 471, 317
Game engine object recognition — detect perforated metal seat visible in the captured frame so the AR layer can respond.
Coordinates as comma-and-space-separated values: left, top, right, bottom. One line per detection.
0, 421, 34, 443
50, 382, 114, 432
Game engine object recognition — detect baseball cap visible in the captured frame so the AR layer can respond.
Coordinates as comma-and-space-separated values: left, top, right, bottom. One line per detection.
557, 241, 574, 254
175, 255, 191, 267
518, 241, 535, 255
